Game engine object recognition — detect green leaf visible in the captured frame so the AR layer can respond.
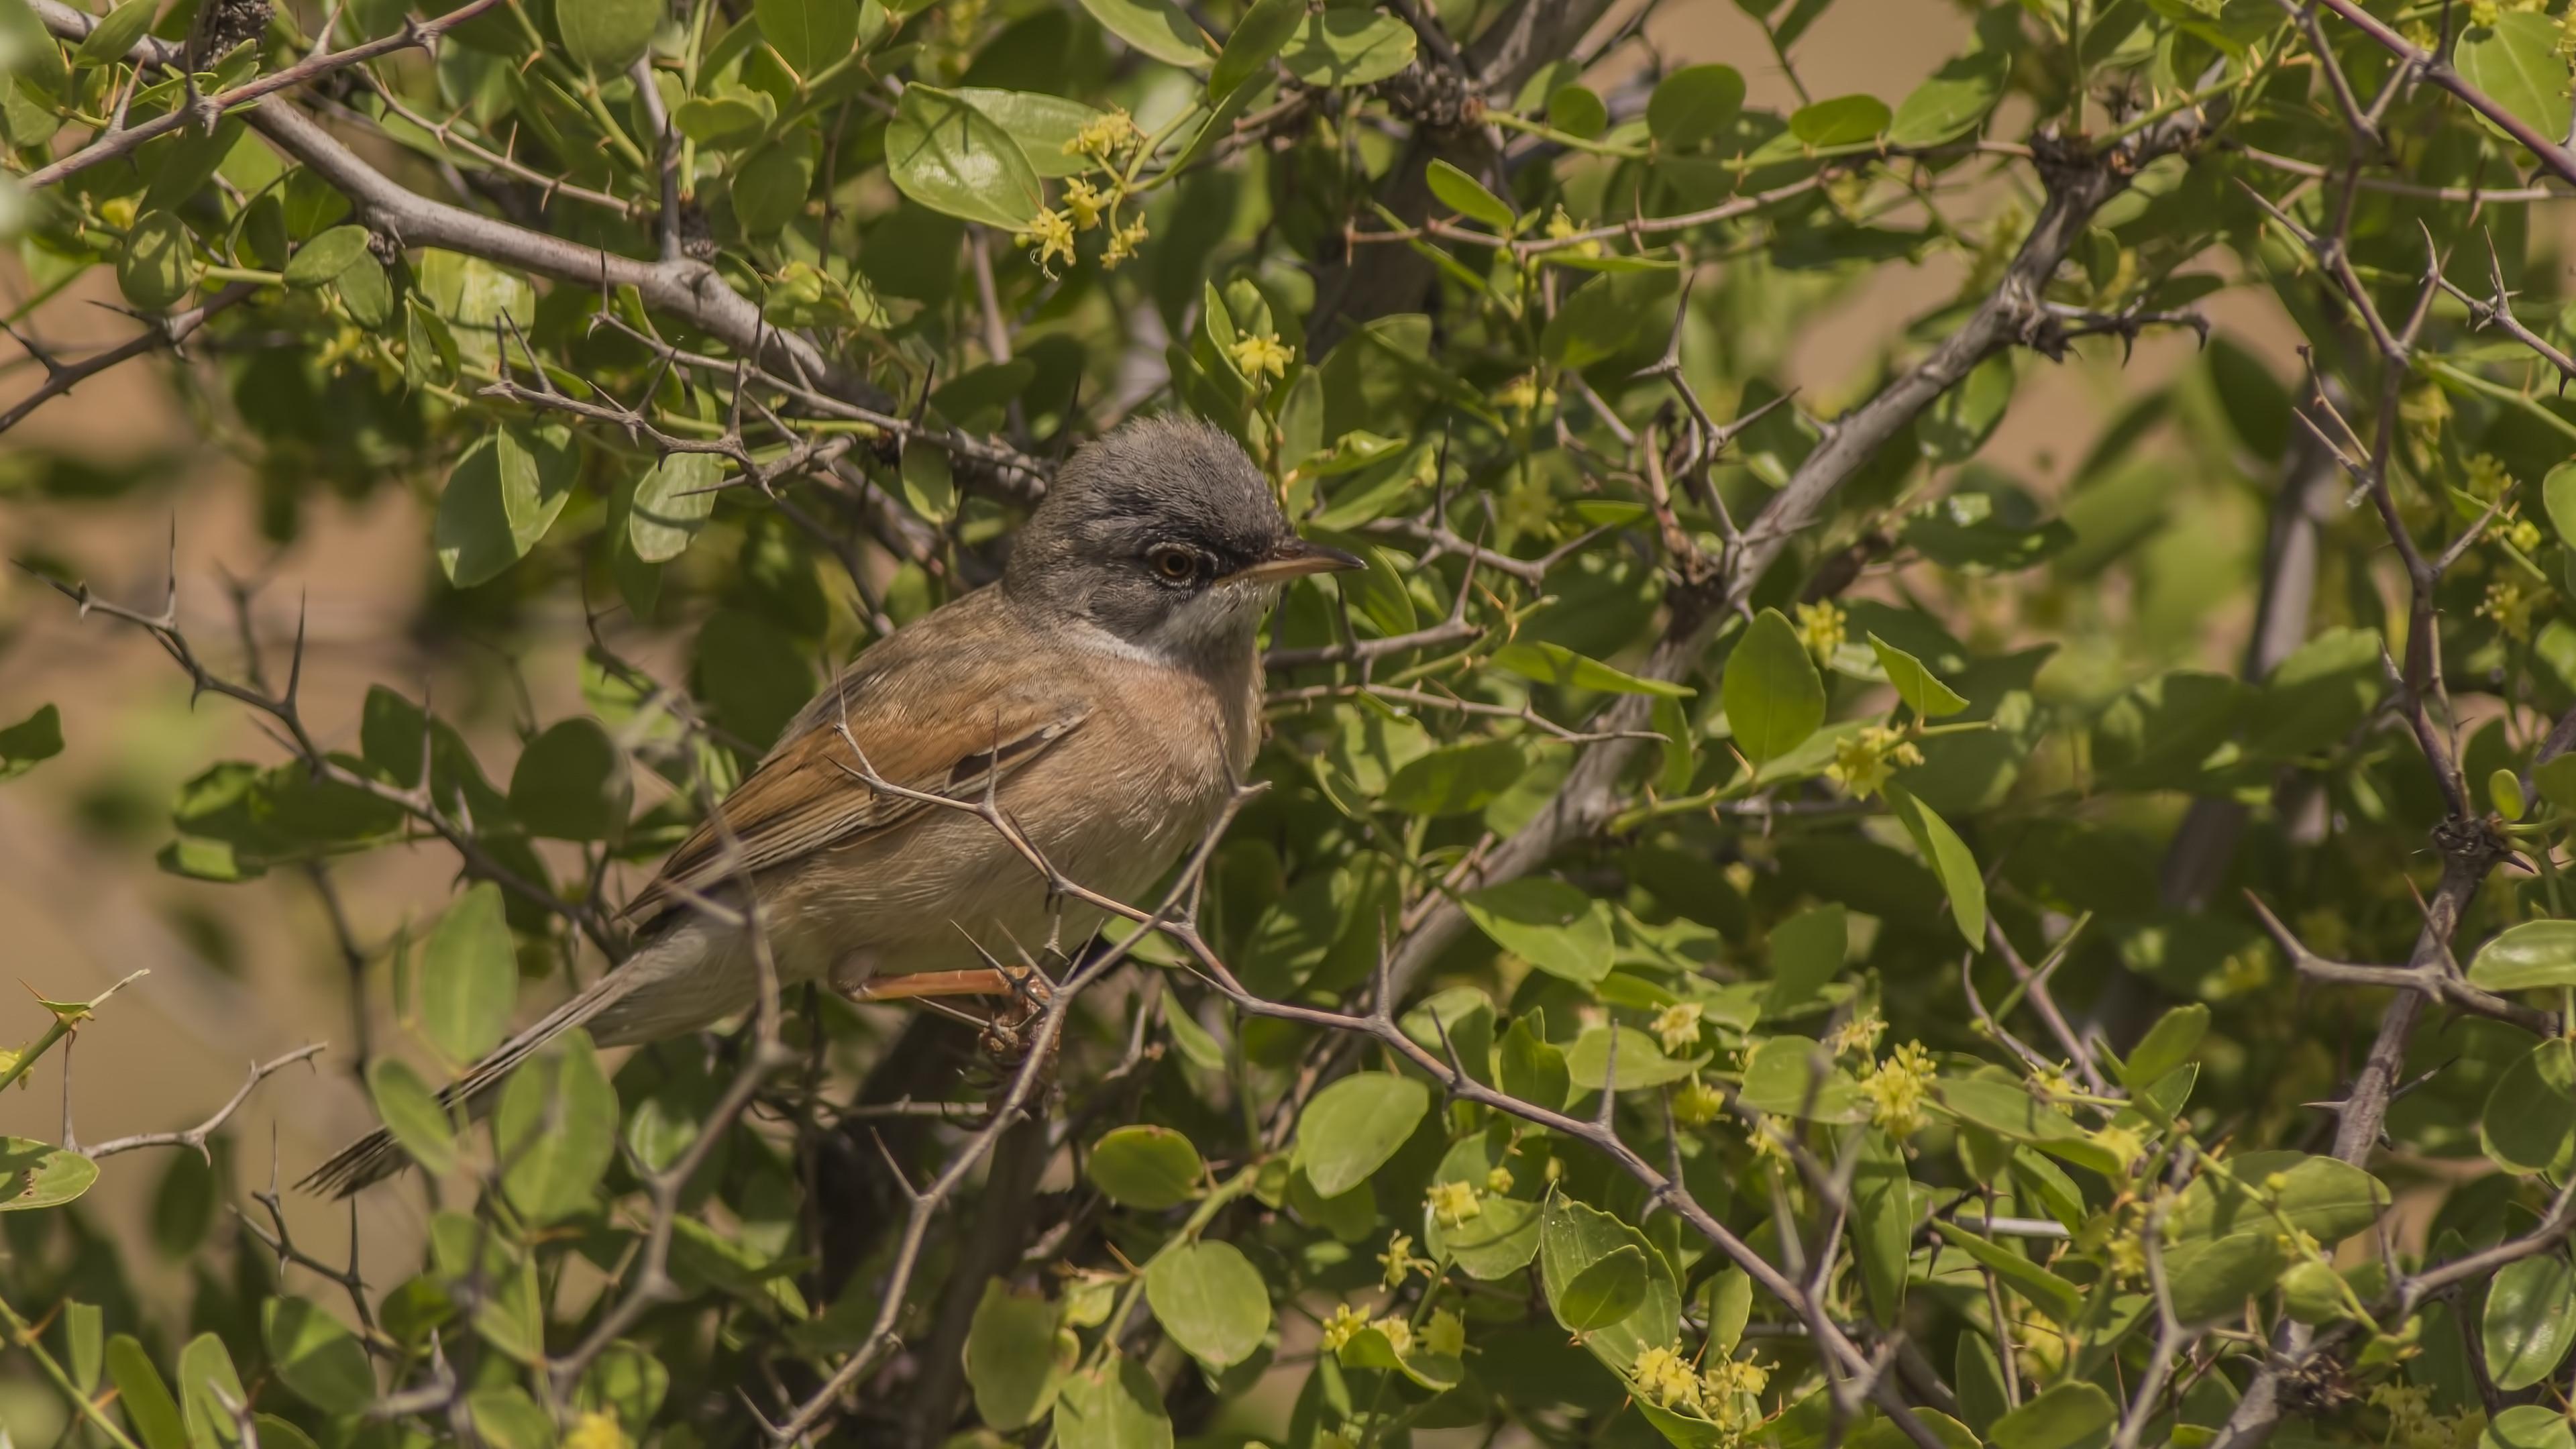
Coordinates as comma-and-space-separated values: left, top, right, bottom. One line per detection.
754, 0, 855, 74
263, 1297, 375, 1415
1293, 1072, 1430, 1197
899, 442, 957, 523
1074, 0, 1208, 66
1210, 0, 1297, 100
1426, 158, 1513, 229
283, 224, 372, 288
109, 1334, 187, 1449
0, 703, 62, 782
1538, 1191, 1680, 1373
117, 211, 195, 311
1886, 783, 1986, 949
435, 422, 577, 588
554, 0, 660, 68
1556, 1244, 1649, 1332
1397, 985, 1495, 1085
1087, 1124, 1203, 1209
1920, 355, 2016, 463
1937, 1077, 2094, 1158
178, 1332, 247, 1449
2483, 1254, 2576, 1391
951, 88, 1103, 178
0, 1136, 98, 1211
1381, 739, 1525, 816
729, 130, 817, 234
965, 1280, 1073, 1430
1724, 609, 1825, 765
1852, 1128, 1912, 1323
2486, 1405, 2576, 1449
367, 1057, 457, 1178
2119, 1004, 2209, 1091
2163, 1150, 2389, 1323
672, 93, 771, 148
1499, 1012, 1570, 1110
886, 85, 1044, 229
2471, 921, 2576, 991
1764, 903, 1845, 1016
1989, 1381, 2116, 1449
1888, 52, 2006, 146
335, 254, 392, 328
466, 1387, 556, 1449
1493, 639, 1693, 697
1931, 1220, 2085, 1324
629, 452, 721, 562
1541, 267, 1680, 369
1144, 1240, 1271, 1368
1054, 1353, 1174, 1449
1549, 84, 1607, 139
1434, 1190, 1540, 1279
1647, 63, 1743, 148
2242, 627, 2382, 761
1565, 1025, 1706, 1092
2455, 14, 2571, 149
1737, 1036, 1866, 1122
73, 0, 153, 67
2546, 460, 2576, 551
494, 1029, 618, 1224
1460, 877, 1615, 983
418, 882, 516, 1065
1279, 9, 1413, 86
1869, 633, 1968, 718
2483, 1039, 2576, 1175
1788, 93, 1890, 146
509, 718, 630, 841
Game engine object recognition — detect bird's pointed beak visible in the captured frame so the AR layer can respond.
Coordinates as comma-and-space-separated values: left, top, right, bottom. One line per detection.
1223, 536, 1366, 586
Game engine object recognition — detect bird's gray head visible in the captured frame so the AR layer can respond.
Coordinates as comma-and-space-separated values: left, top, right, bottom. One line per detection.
1006, 416, 1360, 665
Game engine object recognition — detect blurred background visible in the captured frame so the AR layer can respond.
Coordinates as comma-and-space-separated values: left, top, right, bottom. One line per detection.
0, 0, 2316, 1432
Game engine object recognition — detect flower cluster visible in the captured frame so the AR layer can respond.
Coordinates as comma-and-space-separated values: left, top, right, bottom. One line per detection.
1378, 1230, 1435, 1289
1017, 207, 1077, 274
1428, 1179, 1483, 1226
1230, 333, 1293, 382
1858, 1040, 1936, 1138
2480, 577, 2541, 641
1825, 1009, 1885, 1059
1629, 1344, 1772, 1424
1826, 724, 1922, 799
1319, 1301, 1369, 1352
1672, 1074, 1725, 1126
564, 1413, 629, 1449
1422, 1307, 1467, 1356
1793, 600, 1845, 663
1652, 1001, 1704, 1055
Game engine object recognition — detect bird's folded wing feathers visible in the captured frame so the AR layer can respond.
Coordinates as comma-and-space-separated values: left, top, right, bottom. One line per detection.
628, 675, 1089, 922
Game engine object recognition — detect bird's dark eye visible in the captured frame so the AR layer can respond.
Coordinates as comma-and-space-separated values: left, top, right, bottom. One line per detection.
1148, 545, 1198, 583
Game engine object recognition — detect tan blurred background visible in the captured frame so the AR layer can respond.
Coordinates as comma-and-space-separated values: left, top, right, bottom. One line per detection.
0, 0, 2289, 1426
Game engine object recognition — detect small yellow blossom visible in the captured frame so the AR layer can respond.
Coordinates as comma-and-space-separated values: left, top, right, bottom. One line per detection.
1379, 1230, 1432, 1289
1422, 1307, 1466, 1357
1826, 724, 1923, 800
1229, 332, 1293, 382
2089, 1123, 2145, 1171
1484, 1165, 1515, 1195
1793, 600, 1845, 663
1016, 207, 1077, 274
1746, 1122, 1792, 1164
1062, 176, 1109, 229
1858, 1040, 1937, 1138
2401, 381, 2451, 440
1494, 372, 1556, 413
1672, 1075, 1725, 1126
1064, 107, 1141, 161
1651, 1002, 1705, 1055
1371, 1313, 1413, 1355
2481, 578, 2541, 641
2106, 1226, 2147, 1284
1320, 1301, 1368, 1352
564, 1415, 629, 1449
1825, 1010, 1885, 1059
2467, 452, 2517, 502
2469, 0, 2500, 26
1704, 1354, 1770, 1428
1631, 1344, 1707, 1412
1544, 205, 1603, 259
1101, 216, 1150, 269
1427, 1179, 1483, 1227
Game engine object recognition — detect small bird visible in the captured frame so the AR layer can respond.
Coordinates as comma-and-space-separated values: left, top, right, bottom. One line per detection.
307, 417, 1359, 1195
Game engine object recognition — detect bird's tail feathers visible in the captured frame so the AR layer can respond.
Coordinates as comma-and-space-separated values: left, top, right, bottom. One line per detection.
300, 963, 650, 1199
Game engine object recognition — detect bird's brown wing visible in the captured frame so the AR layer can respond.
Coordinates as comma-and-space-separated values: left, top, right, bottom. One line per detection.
627, 649, 1089, 923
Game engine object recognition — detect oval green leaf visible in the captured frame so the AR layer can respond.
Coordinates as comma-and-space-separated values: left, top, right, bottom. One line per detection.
1647, 63, 1743, 149
1087, 1124, 1203, 1209
2483, 1038, 2576, 1175
508, 717, 631, 841
629, 451, 721, 562
1868, 632, 1968, 718
964, 1279, 1073, 1430
2484, 1254, 2576, 1391
1210, 0, 1297, 100
886, 85, 1044, 230
1279, 9, 1413, 87
494, 1028, 618, 1224
1144, 1239, 1271, 1368
117, 211, 195, 312
1723, 608, 1825, 765
556, 0, 659, 72
953, 87, 1106, 178
2455, 14, 2571, 150
1459, 877, 1614, 983
1074, 0, 1207, 67
2469, 920, 2576, 991
754, 0, 856, 76
0, 1136, 98, 1212
1788, 93, 1890, 147
263, 1297, 375, 1414
366, 1057, 457, 1178
1293, 1071, 1429, 1198
1548, 84, 1607, 140
419, 881, 517, 1065
1426, 158, 1513, 229
1556, 1244, 1648, 1332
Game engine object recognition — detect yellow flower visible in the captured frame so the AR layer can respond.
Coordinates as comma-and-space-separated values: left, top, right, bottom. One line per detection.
1371, 1313, 1413, 1354
2508, 517, 2544, 555
2469, 0, 2500, 25
1320, 1301, 1368, 1352
1858, 1040, 1937, 1139
1484, 1165, 1515, 1195
1793, 600, 1845, 663
1427, 1179, 1482, 1227
1826, 724, 1923, 800
1672, 1075, 1725, 1126
1379, 1230, 1432, 1289
2106, 1226, 2147, 1284
1703, 1354, 1770, 1428
1632, 1344, 1706, 1412
1825, 1010, 1885, 1059
1422, 1307, 1466, 1357
1016, 207, 1077, 274
1651, 1002, 1705, 1055
565, 1414, 629, 1449
1229, 332, 1293, 382
2466, 452, 2516, 502
1102, 216, 1150, 269
1062, 176, 1109, 229
2481, 578, 2541, 641
1544, 205, 1603, 258
1064, 107, 1141, 161
1493, 372, 1555, 413
2089, 1123, 2145, 1171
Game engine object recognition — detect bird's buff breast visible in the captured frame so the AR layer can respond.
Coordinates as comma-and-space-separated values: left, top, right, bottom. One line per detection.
769, 682, 1245, 990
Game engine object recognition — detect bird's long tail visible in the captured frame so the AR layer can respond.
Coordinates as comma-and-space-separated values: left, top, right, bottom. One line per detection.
301, 920, 727, 1198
